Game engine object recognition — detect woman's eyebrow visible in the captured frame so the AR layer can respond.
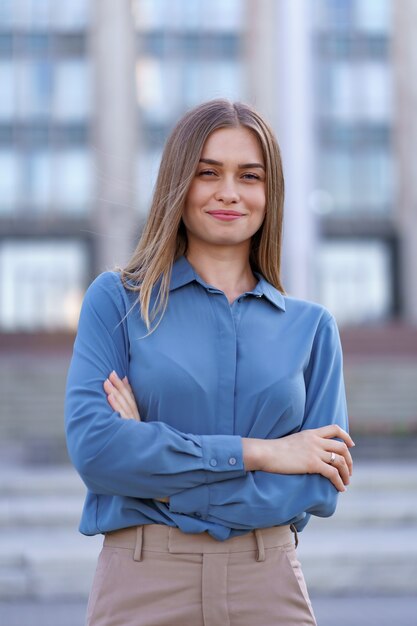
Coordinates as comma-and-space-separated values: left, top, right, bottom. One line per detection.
199, 158, 265, 170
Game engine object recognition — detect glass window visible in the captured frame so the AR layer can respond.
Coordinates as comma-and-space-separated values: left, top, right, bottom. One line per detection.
313, 0, 353, 30
317, 149, 353, 212
0, 151, 19, 214
317, 239, 392, 325
16, 58, 53, 120
54, 149, 93, 214
0, 61, 14, 120
0, 239, 89, 332
24, 151, 52, 213
52, 0, 90, 31
0, 0, 14, 28
136, 57, 175, 124
136, 148, 162, 215
354, 0, 391, 33
358, 61, 392, 122
320, 60, 392, 123
133, 0, 242, 31
54, 59, 91, 121
27, 0, 51, 30
137, 56, 243, 126
317, 146, 393, 213
184, 60, 243, 108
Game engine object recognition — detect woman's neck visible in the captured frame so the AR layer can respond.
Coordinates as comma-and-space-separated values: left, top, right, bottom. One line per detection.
185, 244, 257, 303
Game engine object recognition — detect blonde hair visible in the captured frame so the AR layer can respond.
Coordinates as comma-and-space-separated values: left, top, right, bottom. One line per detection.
119, 99, 285, 331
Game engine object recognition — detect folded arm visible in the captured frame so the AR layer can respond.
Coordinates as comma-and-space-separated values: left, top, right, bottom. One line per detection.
64, 273, 247, 500
168, 315, 352, 529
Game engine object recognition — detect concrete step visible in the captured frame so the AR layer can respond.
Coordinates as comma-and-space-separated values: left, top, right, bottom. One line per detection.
0, 529, 101, 600
0, 462, 416, 598
0, 461, 415, 496
1, 462, 416, 528
0, 522, 415, 599
2, 489, 417, 528
298, 523, 417, 594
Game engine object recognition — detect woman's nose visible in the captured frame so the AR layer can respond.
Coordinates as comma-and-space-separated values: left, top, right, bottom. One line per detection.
214, 179, 240, 204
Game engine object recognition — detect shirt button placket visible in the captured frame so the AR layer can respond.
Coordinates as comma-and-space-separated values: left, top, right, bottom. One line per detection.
212, 295, 238, 436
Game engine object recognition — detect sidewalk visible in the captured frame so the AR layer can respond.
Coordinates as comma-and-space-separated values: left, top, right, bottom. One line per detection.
1, 595, 416, 626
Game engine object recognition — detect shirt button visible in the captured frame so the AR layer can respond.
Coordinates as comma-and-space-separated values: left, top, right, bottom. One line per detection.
228, 457, 237, 466
209, 458, 218, 467
195, 512, 202, 518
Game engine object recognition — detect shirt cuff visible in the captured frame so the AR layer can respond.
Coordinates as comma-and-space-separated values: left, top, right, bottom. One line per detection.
169, 435, 246, 519
199, 434, 245, 475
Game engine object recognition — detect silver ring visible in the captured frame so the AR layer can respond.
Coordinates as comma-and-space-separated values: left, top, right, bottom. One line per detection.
329, 452, 336, 464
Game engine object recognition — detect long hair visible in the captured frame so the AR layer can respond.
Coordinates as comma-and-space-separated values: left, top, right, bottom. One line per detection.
119, 99, 285, 331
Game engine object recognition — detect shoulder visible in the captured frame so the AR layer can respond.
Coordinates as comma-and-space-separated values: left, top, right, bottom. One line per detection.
82, 271, 132, 317
282, 294, 335, 331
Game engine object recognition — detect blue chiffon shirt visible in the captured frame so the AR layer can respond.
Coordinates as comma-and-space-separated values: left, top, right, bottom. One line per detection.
64, 254, 349, 541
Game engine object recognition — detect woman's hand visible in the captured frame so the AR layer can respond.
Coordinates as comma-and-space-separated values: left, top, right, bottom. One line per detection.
242, 425, 354, 492
103, 371, 141, 421
103, 371, 169, 503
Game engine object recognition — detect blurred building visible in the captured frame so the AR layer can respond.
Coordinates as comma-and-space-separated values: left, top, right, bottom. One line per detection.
0, 0, 416, 463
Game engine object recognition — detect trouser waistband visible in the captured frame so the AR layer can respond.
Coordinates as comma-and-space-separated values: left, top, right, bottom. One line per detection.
103, 523, 297, 563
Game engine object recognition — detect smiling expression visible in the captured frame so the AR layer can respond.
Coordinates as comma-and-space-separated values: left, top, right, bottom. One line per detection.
182, 126, 267, 252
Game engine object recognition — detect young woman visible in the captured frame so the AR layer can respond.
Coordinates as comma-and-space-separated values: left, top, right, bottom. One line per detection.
65, 99, 353, 626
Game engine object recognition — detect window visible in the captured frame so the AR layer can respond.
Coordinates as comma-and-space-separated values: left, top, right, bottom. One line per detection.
136, 148, 162, 215
137, 57, 243, 126
317, 146, 393, 214
16, 58, 53, 120
319, 60, 392, 123
317, 239, 393, 324
133, 0, 242, 32
54, 59, 91, 122
184, 60, 243, 108
314, 0, 391, 33
355, 0, 391, 33
313, 0, 353, 31
54, 149, 93, 214
0, 151, 19, 214
0, 61, 14, 120
0, 239, 89, 332
52, 0, 90, 31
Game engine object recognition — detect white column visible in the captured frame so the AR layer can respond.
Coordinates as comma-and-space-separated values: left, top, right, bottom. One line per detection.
246, 0, 317, 299
91, 0, 138, 272
392, 0, 417, 324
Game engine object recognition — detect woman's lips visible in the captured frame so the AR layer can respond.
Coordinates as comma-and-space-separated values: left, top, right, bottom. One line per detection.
207, 211, 244, 221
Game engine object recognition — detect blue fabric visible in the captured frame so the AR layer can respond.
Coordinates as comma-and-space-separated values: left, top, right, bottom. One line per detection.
65, 255, 349, 540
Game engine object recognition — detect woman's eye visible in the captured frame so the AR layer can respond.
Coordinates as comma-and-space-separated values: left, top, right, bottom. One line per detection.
198, 170, 216, 177
242, 173, 261, 180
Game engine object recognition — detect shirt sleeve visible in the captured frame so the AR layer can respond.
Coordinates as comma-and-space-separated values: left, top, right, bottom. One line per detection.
169, 314, 349, 530
64, 272, 246, 500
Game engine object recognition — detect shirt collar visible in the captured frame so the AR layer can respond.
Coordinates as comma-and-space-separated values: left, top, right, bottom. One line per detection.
170, 255, 286, 312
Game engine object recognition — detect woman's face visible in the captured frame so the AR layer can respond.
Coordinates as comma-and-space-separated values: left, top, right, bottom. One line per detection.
182, 126, 266, 253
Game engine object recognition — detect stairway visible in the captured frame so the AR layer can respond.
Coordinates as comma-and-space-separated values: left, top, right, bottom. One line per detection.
0, 460, 416, 600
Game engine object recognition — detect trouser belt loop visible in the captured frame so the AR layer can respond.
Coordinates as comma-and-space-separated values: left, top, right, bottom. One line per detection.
290, 523, 299, 549
254, 529, 265, 562
133, 525, 143, 562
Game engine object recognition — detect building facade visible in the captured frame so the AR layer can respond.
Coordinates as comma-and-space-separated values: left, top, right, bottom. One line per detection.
1, 0, 416, 462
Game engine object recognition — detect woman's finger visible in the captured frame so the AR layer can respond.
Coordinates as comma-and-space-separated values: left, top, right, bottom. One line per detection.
322, 450, 350, 486
104, 377, 135, 419
121, 376, 141, 420
109, 371, 140, 419
327, 440, 353, 476
319, 461, 346, 492
316, 424, 355, 448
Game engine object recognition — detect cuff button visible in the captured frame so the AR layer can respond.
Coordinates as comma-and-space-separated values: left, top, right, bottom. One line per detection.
209, 458, 218, 467
228, 457, 237, 466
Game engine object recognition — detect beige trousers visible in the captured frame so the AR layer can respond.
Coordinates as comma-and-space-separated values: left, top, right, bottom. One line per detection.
86, 524, 317, 626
